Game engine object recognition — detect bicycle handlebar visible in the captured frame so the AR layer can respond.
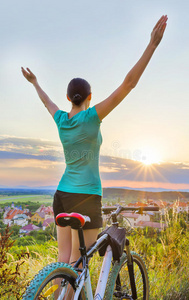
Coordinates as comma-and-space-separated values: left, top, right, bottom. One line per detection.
102, 205, 159, 215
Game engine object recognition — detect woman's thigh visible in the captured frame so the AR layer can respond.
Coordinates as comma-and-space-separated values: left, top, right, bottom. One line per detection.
70, 228, 99, 264
56, 225, 72, 263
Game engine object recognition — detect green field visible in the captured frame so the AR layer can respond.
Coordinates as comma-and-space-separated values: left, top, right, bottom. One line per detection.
0, 194, 53, 205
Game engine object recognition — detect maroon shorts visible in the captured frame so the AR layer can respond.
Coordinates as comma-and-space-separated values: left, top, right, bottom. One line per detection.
53, 190, 102, 230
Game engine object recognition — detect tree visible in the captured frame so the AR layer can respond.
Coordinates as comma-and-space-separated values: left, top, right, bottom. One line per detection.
29, 230, 38, 238
10, 225, 21, 237
0, 220, 6, 235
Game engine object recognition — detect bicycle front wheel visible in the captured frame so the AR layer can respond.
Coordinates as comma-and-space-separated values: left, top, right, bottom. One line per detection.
105, 251, 149, 300
22, 262, 87, 300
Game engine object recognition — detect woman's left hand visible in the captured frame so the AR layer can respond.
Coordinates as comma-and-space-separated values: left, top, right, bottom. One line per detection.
21, 67, 37, 85
150, 15, 168, 48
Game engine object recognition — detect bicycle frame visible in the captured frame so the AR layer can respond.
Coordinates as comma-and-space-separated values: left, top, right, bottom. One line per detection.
73, 245, 113, 300
57, 232, 112, 300
73, 233, 113, 300
57, 205, 159, 300
22, 205, 159, 300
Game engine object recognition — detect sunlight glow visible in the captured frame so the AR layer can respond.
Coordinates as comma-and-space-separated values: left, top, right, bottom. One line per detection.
138, 147, 161, 166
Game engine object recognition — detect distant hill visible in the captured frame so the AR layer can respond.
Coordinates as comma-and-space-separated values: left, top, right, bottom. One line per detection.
0, 188, 55, 196
102, 188, 189, 203
0, 187, 189, 203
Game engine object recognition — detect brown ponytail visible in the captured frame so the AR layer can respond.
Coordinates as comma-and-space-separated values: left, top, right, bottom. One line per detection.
67, 78, 91, 106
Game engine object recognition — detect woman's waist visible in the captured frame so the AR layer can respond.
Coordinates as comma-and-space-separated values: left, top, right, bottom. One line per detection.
63, 169, 101, 182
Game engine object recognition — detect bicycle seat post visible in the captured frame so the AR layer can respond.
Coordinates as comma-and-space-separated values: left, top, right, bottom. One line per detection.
78, 227, 87, 258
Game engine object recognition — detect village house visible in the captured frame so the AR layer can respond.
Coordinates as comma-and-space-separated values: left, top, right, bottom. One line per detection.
3, 208, 23, 226
25, 211, 32, 218
36, 205, 54, 219
146, 199, 169, 208
3, 206, 12, 219
20, 223, 40, 235
145, 199, 170, 215
31, 212, 45, 223
121, 212, 150, 228
169, 200, 188, 213
13, 214, 29, 227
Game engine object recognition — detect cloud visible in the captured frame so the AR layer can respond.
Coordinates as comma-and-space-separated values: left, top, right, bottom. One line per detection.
99, 155, 189, 184
0, 136, 189, 188
0, 151, 62, 161
0, 158, 65, 187
0, 135, 63, 161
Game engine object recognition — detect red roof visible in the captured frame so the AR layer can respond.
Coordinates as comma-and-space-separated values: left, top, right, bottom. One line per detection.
37, 205, 53, 214
25, 212, 32, 217
149, 200, 168, 208
5, 208, 23, 220
169, 201, 188, 208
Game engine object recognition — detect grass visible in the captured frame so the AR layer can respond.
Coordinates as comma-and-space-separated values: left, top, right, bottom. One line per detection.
1, 204, 189, 300
6, 225, 189, 299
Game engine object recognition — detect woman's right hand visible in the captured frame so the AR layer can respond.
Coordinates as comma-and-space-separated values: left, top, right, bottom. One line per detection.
21, 67, 37, 84
150, 15, 168, 48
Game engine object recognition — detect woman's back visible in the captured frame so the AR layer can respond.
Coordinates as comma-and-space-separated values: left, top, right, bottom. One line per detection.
54, 106, 102, 196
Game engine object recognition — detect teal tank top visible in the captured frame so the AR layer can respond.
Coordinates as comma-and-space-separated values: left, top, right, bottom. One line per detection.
54, 106, 102, 196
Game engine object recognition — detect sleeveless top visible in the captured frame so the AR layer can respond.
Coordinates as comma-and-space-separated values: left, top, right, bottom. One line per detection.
54, 106, 102, 196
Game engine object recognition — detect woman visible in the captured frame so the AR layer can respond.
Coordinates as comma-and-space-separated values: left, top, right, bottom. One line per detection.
22, 15, 168, 266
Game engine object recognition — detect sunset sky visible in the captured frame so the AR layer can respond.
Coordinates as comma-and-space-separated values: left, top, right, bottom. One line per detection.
1, 0, 189, 191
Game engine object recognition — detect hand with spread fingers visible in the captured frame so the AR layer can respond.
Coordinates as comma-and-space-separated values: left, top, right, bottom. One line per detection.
21, 67, 59, 117
150, 15, 168, 48
21, 67, 37, 84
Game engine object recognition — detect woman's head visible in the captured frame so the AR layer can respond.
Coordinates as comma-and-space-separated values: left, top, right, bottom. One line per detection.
67, 78, 91, 106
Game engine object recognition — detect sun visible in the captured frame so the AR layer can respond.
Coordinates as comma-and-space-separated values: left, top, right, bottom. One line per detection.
138, 147, 161, 166
142, 156, 159, 165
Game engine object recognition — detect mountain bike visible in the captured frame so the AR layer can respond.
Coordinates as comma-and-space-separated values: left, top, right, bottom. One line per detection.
22, 205, 159, 300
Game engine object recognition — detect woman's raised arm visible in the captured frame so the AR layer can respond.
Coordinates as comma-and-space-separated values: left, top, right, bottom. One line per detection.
21, 67, 59, 118
95, 15, 168, 121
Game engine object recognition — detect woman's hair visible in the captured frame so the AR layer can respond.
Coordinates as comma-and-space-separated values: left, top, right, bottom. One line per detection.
67, 78, 91, 106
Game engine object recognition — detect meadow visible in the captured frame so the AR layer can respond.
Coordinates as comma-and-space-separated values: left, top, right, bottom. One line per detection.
0, 209, 189, 300
0, 194, 53, 205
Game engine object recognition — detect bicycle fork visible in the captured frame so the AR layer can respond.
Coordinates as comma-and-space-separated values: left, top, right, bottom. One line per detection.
125, 238, 137, 300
